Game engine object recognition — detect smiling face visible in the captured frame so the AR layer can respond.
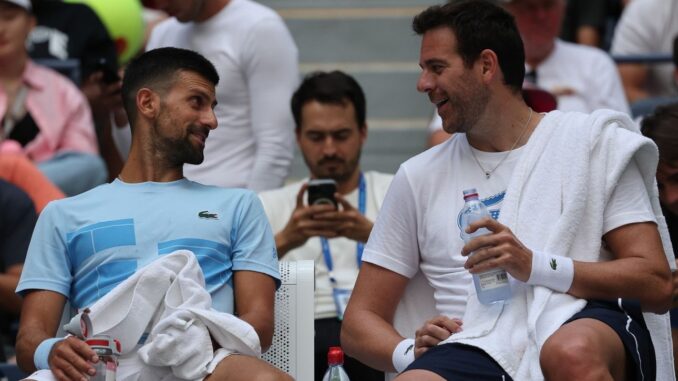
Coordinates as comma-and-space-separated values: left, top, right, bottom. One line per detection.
152, 70, 218, 166
0, 2, 34, 61
297, 100, 366, 183
416, 26, 490, 135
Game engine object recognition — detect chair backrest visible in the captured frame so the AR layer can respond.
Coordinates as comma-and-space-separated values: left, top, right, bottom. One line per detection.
263, 260, 315, 381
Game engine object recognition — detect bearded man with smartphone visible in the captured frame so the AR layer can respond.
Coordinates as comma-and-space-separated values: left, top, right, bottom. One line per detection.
258, 71, 392, 381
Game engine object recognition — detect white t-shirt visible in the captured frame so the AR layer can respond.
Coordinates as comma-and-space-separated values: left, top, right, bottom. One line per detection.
364, 129, 654, 321
429, 39, 629, 132
258, 171, 393, 319
147, 0, 299, 191
611, 0, 678, 98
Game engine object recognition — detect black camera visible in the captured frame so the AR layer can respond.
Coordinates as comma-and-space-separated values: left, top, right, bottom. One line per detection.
307, 179, 338, 209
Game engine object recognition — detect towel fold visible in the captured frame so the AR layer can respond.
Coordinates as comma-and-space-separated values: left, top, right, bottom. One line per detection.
66, 250, 261, 380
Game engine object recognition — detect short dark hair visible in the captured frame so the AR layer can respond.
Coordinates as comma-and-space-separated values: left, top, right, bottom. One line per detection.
641, 102, 678, 165
121, 47, 219, 126
291, 70, 367, 130
412, 0, 525, 93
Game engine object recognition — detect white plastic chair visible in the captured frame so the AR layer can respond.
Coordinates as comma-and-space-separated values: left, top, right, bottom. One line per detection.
263, 260, 315, 381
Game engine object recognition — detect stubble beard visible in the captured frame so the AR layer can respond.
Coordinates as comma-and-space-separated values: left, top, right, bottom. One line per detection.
442, 81, 490, 135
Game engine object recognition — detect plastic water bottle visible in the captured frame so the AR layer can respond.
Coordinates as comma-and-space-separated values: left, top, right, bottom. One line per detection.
460, 188, 511, 304
322, 346, 351, 381
86, 336, 120, 381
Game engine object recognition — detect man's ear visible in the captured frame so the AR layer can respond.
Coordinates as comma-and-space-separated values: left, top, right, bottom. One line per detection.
136, 88, 159, 119
478, 49, 499, 84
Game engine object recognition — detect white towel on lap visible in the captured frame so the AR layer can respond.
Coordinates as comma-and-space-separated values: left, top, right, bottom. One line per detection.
74, 250, 260, 380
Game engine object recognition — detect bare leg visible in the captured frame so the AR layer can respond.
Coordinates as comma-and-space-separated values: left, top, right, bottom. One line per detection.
540, 318, 629, 381
204, 354, 293, 381
395, 369, 446, 381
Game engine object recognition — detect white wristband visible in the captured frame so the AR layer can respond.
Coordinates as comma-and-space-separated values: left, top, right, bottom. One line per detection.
392, 338, 415, 373
527, 251, 574, 293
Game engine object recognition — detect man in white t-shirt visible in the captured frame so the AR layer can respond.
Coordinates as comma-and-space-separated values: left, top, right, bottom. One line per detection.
259, 71, 392, 381
428, 0, 629, 146
342, 2, 673, 381
147, 0, 298, 191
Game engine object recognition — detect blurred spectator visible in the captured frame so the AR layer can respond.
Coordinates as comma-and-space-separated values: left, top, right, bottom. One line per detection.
640, 102, 678, 376
147, 0, 299, 191
0, 154, 63, 213
0, 179, 34, 358
0, 0, 106, 196
259, 71, 389, 381
27, 0, 128, 180
611, 0, 678, 103
560, 0, 607, 48
429, 0, 628, 146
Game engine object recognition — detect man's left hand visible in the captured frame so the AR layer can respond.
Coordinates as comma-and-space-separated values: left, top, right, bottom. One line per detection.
461, 217, 533, 281
313, 193, 374, 243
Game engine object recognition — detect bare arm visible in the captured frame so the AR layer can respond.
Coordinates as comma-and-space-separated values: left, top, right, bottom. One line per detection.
233, 270, 277, 352
0, 264, 23, 315
341, 262, 410, 372
16, 290, 97, 379
617, 63, 650, 103
464, 219, 672, 313
569, 222, 672, 313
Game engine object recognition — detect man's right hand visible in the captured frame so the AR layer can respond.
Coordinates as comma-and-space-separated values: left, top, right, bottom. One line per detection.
275, 184, 339, 257
49, 336, 98, 381
414, 316, 463, 359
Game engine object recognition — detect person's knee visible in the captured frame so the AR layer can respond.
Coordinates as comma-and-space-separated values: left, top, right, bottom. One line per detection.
540, 332, 605, 379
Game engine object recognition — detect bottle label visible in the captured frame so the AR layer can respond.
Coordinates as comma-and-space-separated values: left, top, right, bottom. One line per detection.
477, 269, 509, 290
105, 360, 116, 381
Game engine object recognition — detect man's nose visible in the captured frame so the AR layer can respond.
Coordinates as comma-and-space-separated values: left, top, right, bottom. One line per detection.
417, 71, 433, 94
322, 136, 337, 155
203, 109, 218, 130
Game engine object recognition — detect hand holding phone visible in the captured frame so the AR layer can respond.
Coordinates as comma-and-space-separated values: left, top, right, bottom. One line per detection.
95, 57, 120, 84
307, 179, 338, 209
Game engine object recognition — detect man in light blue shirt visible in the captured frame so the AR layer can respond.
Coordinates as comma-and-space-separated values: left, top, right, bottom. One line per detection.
15, 47, 289, 381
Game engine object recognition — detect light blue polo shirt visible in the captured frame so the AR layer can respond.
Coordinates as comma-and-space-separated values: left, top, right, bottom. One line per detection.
17, 178, 280, 313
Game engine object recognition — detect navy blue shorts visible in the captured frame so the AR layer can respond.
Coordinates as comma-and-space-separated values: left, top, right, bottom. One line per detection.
565, 299, 655, 381
405, 343, 513, 381
405, 299, 654, 381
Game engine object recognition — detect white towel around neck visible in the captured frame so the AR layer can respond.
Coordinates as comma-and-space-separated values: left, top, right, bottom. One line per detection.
445, 109, 675, 380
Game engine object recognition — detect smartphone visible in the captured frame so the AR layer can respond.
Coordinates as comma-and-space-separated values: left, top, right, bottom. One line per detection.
307, 179, 338, 209
95, 57, 120, 84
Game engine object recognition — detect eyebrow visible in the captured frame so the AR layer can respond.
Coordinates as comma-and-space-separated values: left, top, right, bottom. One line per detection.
191, 89, 218, 109
420, 58, 448, 69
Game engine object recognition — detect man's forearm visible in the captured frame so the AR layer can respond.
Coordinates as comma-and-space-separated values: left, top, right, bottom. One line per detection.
569, 258, 672, 313
16, 324, 53, 372
341, 309, 403, 372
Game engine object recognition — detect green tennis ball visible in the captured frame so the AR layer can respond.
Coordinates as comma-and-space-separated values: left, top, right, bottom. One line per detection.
65, 0, 144, 65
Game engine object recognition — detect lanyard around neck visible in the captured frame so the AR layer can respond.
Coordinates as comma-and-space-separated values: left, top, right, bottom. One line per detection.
321, 172, 366, 283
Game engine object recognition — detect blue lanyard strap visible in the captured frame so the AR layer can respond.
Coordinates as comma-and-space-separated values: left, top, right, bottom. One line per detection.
321, 173, 366, 283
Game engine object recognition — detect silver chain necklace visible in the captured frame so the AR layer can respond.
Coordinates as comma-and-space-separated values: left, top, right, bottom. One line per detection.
469, 108, 533, 179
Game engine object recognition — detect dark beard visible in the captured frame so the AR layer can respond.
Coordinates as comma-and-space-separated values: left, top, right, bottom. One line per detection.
306, 149, 362, 183
152, 124, 205, 166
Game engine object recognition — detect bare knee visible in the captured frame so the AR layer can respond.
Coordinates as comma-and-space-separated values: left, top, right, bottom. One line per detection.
540, 332, 608, 381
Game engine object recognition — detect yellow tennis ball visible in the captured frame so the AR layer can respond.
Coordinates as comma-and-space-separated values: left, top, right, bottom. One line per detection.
65, 0, 144, 65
